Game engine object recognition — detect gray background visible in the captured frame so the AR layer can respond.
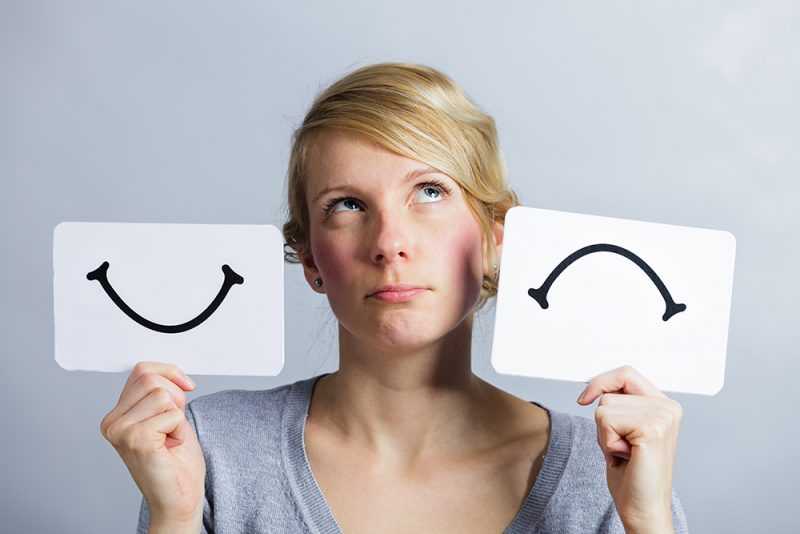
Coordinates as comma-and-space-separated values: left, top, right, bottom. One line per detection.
2, 1, 797, 532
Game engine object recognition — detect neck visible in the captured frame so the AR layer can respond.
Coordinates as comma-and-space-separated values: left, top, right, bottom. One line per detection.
313, 313, 496, 470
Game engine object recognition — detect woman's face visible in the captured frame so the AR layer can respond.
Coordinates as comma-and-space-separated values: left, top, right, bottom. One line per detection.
301, 129, 499, 350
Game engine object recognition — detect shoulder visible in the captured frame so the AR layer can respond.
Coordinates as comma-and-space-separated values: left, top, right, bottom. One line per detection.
532, 406, 626, 531
188, 381, 293, 421
544, 408, 611, 496
168, 378, 317, 532
557, 409, 606, 473
182, 378, 300, 447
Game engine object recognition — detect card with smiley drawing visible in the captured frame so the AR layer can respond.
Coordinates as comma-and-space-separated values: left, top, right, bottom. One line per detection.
53, 222, 284, 376
491, 206, 736, 395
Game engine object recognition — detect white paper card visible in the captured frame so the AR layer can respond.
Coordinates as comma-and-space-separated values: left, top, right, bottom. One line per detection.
491, 207, 735, 395
53, 222, 284, 376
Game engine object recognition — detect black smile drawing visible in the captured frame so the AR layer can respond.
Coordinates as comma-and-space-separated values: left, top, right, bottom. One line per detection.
86, 261, 244, 333
527, 243, 686, 321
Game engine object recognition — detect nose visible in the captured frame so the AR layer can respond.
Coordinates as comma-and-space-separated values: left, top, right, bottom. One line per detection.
369, 210, 412, 265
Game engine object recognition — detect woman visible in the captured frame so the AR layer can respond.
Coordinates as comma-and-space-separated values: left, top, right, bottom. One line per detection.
101, 63, 688, 533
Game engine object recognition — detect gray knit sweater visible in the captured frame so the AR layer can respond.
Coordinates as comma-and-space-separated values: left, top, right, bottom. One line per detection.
136, 373, 688, 533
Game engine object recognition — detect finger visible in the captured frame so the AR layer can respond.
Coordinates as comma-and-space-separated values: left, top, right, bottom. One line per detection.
595, 404, 677, 459
164, 406, 195, 449
577, 365, 666, 405
595, 405, 639, 460
603, 435, 633, 462
102, 363, 192, 440
110, 373, 189, 426
104, 387, 178, 445
598, 393, 674, 409
598, 395, 684, 440
126, 407, 187, 455
127, 389, 193, 449
116, 386, 180, 434
119, 361, 195, 402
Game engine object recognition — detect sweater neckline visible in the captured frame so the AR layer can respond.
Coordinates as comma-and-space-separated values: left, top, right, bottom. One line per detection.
281, 373, 573, 534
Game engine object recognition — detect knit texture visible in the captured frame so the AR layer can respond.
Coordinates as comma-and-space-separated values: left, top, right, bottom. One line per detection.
137, 373, 689, 533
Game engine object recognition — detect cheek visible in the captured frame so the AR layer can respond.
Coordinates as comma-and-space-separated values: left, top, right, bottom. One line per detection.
431, 220, 485, 289
309, 232, 352, 288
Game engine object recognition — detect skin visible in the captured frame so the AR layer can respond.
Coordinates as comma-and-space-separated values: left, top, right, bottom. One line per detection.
100, 362, 204, 534
298, 129, 557, 533
300, 129, 511, 467
300, 129, 681, 532
578, 366, 683, 532
98, 127, 681, 534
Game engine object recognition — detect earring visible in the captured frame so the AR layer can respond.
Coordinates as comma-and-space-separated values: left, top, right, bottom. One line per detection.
313, 278, 323, 287
493, 263, 498, 274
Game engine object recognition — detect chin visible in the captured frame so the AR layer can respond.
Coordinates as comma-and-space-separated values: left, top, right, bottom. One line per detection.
376, 314, 435, 345
352, 310, 470, 352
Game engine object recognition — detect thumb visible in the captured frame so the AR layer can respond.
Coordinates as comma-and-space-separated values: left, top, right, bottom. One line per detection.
165, 408, 194, 449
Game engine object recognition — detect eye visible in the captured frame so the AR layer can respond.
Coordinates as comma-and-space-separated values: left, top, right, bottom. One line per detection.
323, 197, 362, 214
415, 180, 452, 203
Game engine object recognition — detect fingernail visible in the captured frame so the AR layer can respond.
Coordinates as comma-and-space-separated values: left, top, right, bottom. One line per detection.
185, 375, 197, 389
577, 389, 587, 403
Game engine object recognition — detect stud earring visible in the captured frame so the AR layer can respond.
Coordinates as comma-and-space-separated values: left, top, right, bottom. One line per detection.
313, 278, 323, 287
493, 263, 498, 274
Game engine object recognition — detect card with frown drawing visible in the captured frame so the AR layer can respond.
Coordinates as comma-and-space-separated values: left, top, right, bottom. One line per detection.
491, 206, 736, 395
53, 222, 284, 376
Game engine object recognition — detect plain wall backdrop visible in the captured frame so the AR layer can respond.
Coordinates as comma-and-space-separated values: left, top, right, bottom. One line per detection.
2, 1, 798, 532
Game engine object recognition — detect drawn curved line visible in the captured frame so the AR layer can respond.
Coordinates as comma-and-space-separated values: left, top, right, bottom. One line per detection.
527, 243, 686, 321
86, 261, 244, 333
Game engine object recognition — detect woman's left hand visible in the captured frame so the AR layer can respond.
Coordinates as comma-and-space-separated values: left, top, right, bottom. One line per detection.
577, 365, 682, 534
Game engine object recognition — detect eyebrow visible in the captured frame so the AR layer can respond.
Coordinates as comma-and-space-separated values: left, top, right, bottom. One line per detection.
311, 167, 444, 205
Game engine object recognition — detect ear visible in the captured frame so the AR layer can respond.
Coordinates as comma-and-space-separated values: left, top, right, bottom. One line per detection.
301, 253, 325, 293
484, 221, 504, 276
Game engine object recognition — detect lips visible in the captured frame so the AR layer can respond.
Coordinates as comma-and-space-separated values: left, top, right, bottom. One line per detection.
367, 283, 428, 302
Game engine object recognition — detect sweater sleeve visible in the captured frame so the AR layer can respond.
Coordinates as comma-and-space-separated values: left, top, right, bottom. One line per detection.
136, 401, 213, 534
670, 486, 689, 533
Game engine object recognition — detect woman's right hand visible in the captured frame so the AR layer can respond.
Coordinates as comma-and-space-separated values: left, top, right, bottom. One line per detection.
100, 361, 206, 530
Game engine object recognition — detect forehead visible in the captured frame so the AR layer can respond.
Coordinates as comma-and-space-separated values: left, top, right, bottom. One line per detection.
305, 130, 427, 185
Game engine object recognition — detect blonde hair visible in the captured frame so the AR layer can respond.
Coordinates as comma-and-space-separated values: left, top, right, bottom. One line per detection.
283, 63, 520, 312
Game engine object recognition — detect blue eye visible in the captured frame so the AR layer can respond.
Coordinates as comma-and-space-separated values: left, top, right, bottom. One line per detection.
417, 185, 442, 202
324, 198, 362, 214
322, 181, 452, 216
417, 181, 451, 203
